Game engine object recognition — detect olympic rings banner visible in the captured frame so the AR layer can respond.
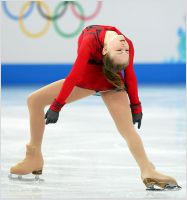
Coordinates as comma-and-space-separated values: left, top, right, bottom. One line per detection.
2, 1, 102, 38
1, 0, 186, 63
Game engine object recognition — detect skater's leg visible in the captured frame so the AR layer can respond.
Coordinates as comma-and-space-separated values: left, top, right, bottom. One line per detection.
10, 79, 96, 175
100, 90, 178, 183
27, 79, 96, 149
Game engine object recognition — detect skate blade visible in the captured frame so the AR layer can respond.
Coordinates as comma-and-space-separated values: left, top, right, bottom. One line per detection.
146, 184, 182, 191
8, 173, 44, 182
32, 169, 42, 175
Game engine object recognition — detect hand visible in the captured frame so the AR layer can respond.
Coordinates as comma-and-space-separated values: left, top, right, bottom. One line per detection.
130, 102, 142, 129
45, 108, 59, 125
132, 112, 143, 129
45, 98, 65, 125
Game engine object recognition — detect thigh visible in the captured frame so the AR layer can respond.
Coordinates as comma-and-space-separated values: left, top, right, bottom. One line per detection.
100, 90, 135, 133
28, 79, 96, 107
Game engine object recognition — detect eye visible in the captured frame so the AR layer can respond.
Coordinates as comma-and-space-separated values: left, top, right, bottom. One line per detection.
116, 49, 124, 54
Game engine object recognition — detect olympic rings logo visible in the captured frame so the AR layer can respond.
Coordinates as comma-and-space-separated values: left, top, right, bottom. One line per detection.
2, 1, 102, 39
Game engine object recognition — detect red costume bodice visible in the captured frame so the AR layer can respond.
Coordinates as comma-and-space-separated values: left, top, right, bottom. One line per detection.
52, 25, 141, 113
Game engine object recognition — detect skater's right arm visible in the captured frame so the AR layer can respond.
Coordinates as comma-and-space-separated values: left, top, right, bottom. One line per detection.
45, 37, 92, 125
49, 37, 92, 112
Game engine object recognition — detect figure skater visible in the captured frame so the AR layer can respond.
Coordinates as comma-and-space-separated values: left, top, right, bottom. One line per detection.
10, 25, 181, 190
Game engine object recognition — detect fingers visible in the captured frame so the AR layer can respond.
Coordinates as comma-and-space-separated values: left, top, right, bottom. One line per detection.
45, 117, 57, 125
132, 113, 142, 129
51, 119, 57, 123
132, 115, 135, 124
45, 118, 53, 125
45, 119, 50, 125
45, 112, 48, 119
45, 119, 55, 125
138, 120, 141, 129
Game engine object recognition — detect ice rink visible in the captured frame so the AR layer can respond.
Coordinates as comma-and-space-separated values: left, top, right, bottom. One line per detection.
1, 85, 186, 200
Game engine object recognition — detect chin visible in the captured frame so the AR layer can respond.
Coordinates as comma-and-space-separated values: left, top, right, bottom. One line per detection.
124, 61, 129, 67
124, 59, 130, 67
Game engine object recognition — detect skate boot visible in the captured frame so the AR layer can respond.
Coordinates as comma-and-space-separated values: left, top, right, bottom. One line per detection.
142, 176, 182, 191
9, 144, 44, 180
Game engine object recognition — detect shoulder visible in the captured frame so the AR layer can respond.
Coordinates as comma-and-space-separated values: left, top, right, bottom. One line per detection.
80, 34, 95, 47
77, 34, 95, 54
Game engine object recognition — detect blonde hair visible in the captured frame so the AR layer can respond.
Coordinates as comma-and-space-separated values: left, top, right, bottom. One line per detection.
102, 53, 126, 90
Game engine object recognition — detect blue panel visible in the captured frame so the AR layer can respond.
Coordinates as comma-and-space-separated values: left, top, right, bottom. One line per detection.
1, 64, 72, 85
134, 63, 186, 84
1, 63, 186, 86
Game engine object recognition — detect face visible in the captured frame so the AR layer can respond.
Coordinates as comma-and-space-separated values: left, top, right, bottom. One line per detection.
103, 34, 130, 66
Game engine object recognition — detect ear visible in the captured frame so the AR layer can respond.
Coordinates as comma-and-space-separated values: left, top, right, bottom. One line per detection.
102, 46, 108, 55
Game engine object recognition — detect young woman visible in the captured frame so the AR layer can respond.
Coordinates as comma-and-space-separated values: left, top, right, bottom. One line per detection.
10, 25, 181, 190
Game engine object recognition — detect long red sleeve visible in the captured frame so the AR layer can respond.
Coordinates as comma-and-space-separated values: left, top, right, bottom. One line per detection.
124, 38, 142, 113
55, 37, 91, 105
110, 27, 141, 108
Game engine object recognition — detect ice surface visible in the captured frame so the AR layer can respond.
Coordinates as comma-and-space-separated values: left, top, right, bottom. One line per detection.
1, 85, 186, 200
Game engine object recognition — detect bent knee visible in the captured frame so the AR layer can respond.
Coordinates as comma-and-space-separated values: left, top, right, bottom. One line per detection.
27, 92, 44, 108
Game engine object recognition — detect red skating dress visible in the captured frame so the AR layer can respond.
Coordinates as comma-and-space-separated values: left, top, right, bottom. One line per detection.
50, 25, 142, 114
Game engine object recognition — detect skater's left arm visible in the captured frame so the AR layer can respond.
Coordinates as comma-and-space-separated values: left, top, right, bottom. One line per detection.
123, 39, 143, 129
